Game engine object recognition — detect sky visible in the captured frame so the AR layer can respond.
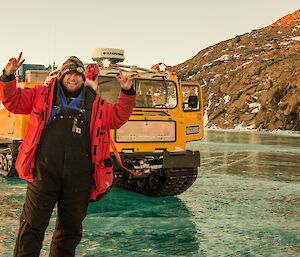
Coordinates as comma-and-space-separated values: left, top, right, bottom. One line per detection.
0, 0, 299, 70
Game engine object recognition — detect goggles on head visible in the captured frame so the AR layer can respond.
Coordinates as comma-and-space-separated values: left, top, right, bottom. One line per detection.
60, 66, 85, 78
63, 66, 84, 74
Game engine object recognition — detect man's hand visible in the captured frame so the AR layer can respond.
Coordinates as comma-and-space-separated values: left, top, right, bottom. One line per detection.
85, 63, 99, 91
116, 70, 132, 90
4, 52, 25, 76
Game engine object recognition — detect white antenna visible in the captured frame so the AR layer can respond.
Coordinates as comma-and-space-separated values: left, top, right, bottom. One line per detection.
51, 21, 57, 72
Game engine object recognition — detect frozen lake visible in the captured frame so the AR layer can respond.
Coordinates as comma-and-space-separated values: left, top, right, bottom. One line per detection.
0, 129, 299, 256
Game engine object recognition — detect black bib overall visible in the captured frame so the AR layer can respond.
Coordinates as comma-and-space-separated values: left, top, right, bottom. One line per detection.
14, 107, 93, 257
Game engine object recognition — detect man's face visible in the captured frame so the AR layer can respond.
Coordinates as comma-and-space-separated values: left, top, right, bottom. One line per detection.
62, 72, 84, 92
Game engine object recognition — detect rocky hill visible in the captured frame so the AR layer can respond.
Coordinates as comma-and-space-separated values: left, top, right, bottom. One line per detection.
174, 10, 300, 131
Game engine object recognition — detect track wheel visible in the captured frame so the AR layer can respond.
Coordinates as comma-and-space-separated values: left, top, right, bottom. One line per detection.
0, 154, 9, 173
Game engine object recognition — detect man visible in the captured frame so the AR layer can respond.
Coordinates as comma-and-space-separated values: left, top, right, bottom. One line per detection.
0, 52, 136, 257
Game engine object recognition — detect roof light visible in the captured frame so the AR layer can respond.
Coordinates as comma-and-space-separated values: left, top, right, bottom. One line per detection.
102, 58, 111, 68
158, 63, 167, 72
151, 62, 167, 72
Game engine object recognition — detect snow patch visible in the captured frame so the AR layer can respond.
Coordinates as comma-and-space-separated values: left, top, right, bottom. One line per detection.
249, 102, 261, 113
279, 41, 291, 46
242, 60, 253, 66
178, 65, 189, 72
188, 74, 195, 80
249, 102, 261, 108
208, 123, 256, 131
264, 43, 273, 48
234, 122, 256, 131
203, 50, 212, 57
291, 36, 300, 41
232, 60, 253, 71
233, 53, 241, 58
203, 108, 209, 126
203, 63, 213, 68
209, 124, 218, 129
215, 54, 230, 62
224, 95, 230, 104
251, 108, 259, 113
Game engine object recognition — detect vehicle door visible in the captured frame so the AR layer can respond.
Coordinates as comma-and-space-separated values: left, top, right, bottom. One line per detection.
180, 81, 204, 141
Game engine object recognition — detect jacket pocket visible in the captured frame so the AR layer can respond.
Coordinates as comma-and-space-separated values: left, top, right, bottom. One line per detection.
90, 159, 114, 201
15, 141, 37, 178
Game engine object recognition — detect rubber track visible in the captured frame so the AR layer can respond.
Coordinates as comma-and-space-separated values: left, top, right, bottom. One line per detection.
0, 147, 17, 177
114, 168, 198, 196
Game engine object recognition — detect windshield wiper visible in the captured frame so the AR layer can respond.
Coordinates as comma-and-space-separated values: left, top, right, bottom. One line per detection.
154, 104, 167, 108
99, 78, 114, 84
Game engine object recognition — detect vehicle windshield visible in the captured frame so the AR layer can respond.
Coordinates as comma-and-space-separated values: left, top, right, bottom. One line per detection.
97, 76, 120, 103
97, 76, 177, 108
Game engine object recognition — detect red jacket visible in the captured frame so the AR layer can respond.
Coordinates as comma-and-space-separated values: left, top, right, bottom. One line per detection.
0, 78, 136, 199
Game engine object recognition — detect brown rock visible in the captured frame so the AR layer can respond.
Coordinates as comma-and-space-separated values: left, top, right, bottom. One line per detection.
174, 10, 300, 131
272, 42, 279, 50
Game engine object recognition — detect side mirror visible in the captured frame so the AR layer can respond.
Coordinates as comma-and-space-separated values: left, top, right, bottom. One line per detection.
188, 95, 198, 109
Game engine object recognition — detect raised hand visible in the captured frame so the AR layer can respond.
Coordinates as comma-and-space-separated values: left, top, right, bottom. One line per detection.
85, 63, 99, 91
4, 52, 25, 76
116, 70, 132, 90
